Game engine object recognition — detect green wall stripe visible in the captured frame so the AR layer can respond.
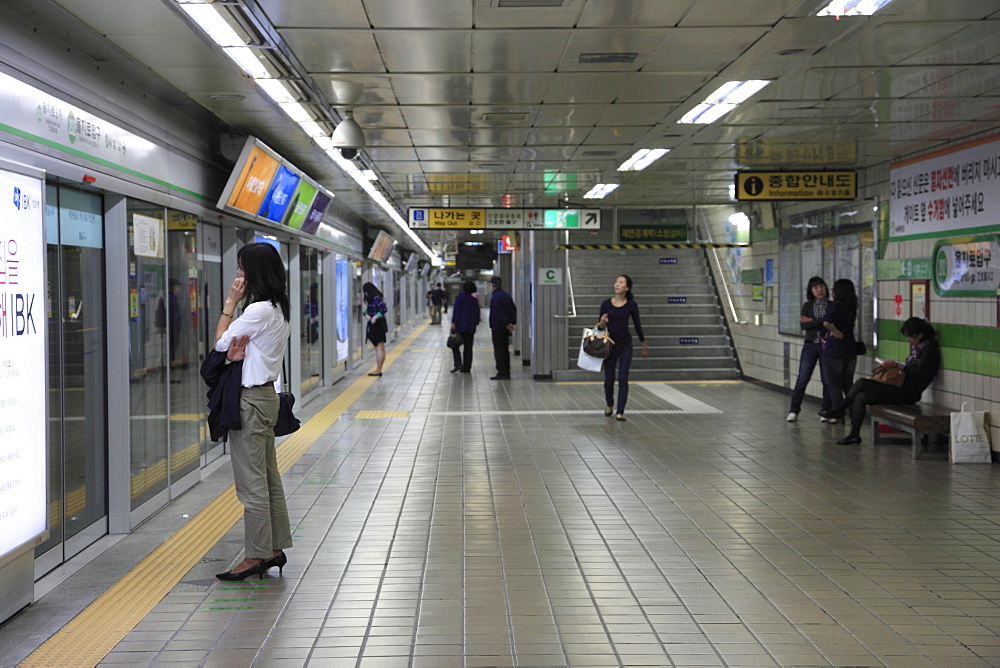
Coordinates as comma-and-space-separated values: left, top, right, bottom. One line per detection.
876, 320, 1000, 377
751, 227, 779, 243
1, 123, 211, 201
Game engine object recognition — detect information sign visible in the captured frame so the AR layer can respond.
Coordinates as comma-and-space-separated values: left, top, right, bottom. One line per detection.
736, 171, 856, 201
0, 164, 47, 558
408, 207, 598, 230
932, 235, 999, 296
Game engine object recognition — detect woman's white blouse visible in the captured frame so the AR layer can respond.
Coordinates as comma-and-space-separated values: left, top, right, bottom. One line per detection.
215, 301, 290, 388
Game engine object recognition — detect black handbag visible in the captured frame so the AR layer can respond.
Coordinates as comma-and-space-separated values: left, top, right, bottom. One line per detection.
582, 329, 614, 359
273, 361, 300, 437
447, 332, 460, 349
855, 340, 867, 355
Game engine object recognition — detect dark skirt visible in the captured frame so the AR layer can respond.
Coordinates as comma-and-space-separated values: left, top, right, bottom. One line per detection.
366, 318, 387, 346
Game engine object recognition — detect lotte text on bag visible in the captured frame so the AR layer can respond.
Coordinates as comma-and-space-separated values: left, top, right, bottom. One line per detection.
949, 402, 993, 464
577, 329, 604, 372
582, 327, 614, 359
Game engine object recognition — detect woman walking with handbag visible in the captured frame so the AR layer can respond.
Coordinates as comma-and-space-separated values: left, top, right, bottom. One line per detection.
363, 282, 388, 377
597, 274, 648, 421
449, 280, 480, 373
786, 276, 831, 422
214, 242, 292, 580
819, 278, 858, 425
820, 317, 940, 445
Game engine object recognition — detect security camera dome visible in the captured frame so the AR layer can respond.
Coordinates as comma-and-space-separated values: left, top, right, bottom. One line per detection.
332, 110, 365, 152
339, 147, 359, 160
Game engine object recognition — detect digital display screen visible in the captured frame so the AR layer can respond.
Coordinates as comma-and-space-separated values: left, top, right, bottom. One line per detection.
0, 166, 47, 558
222, 144, 280, 215
257, 164, 301, 223
300, 191, 332, 235
285, 180, 318, 230
367, 229, 395, 264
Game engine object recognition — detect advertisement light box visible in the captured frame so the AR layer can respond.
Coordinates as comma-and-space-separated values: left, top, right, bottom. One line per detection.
0, 163, 48, 559
218, 137, 334, 233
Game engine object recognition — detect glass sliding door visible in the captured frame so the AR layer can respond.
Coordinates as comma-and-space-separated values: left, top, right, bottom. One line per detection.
165, 210, 203, 491
126, 201, 168, 510
199, 223, 224, 465
300, 246, 322, 396
36, 182, 108, 575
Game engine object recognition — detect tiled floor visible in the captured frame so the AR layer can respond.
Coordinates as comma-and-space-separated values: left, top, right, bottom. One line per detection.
25, 323, 1000, 666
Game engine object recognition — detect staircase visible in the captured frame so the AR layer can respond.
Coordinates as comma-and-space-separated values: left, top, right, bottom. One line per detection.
557, 248, 739, 381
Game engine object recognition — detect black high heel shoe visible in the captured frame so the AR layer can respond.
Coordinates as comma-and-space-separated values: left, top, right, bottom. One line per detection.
216, 560, 267, 581
819, 408, 845, 420
604, 407, 613, 418
265, 551, 287, 574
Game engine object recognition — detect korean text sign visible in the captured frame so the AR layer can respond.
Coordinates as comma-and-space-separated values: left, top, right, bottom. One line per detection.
0, 166, 47, 558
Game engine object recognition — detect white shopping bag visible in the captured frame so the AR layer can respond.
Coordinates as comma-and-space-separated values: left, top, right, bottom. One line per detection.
950, 403, 993, 464
577, 328, 604, 372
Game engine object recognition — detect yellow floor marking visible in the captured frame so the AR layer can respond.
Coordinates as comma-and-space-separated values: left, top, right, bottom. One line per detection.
353, 410, 410, 419
555, 380, 743, 385
21, 322, 429, 668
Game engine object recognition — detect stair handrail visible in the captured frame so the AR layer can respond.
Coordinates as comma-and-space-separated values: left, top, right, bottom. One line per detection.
697, 213, 746, 325
555, 231, 577, 318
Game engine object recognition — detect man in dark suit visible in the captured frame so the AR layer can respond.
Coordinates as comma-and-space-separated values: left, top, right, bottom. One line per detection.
488, 276, 516, 380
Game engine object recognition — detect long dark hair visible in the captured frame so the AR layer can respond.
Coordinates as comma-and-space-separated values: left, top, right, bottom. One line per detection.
617, 274, 634, 301
362, 282, 382, 303
805, 276, 828, 302
831, 278, 857, 311
901, 317, 936, 343
237, 242, 290, 321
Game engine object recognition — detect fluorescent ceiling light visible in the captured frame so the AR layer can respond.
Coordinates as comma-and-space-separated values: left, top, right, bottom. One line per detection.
678, 80, 771, 124
363, 169, 378, 181
256, 79, 294, 103
223, 47, 271, 79
279, 102, 313, 123
583, 183, 620, 199
323, 144, 437, 261
299, 121, 327, 138
178, 3, 244, 47
815, 0, 896, 17
617, 148, 668, 172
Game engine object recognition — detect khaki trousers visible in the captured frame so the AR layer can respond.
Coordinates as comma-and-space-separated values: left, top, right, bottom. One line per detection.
229, 386, 292, 559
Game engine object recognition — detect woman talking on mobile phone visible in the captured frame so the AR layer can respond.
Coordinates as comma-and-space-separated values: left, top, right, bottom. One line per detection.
214, 242, 292, 581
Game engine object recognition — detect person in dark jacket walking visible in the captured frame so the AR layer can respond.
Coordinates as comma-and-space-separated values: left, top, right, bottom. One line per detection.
820, 317, 941, 445
787, 276, 831, 422
450, 281, 480, 373
488, 276, 517, 380
596, 274, 648, 421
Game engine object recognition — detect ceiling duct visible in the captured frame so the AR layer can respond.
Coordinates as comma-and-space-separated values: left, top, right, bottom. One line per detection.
578, 53, 638, 64
492, 0, 569, 7
481, 112, 529, 123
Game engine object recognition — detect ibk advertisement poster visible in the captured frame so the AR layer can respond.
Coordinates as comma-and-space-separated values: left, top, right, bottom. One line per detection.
0, 166, 47, 558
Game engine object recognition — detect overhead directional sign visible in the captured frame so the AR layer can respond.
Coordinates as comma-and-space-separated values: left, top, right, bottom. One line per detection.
736, 171, 857, 201
408, 207, 600, 230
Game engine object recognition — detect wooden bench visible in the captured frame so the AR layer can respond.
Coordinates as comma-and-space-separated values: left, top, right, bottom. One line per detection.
870, 403, 951, 461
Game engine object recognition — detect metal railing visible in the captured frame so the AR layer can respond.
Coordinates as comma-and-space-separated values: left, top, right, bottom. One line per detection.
696, 213, 745, 325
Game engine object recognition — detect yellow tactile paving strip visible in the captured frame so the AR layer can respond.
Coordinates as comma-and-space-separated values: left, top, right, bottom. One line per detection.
353, 410, 410, 419
21, 323, 427, 668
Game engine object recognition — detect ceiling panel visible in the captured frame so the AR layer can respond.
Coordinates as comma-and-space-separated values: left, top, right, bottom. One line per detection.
471, 74, 554, 104
374, 31, 472, 73
280, 29, 384, 72
472, 31, 568, 72
257, 0, 369, 28
644, 28, 768, 73
544, 73, 634, 104
557, 30, 666, 72
363, 0, 473, 28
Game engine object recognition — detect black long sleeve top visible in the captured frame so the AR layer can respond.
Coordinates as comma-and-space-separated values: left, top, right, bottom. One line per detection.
599, 298, 644, 347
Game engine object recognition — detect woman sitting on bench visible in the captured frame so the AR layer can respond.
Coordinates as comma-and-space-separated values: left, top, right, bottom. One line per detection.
820, 317, 940, 445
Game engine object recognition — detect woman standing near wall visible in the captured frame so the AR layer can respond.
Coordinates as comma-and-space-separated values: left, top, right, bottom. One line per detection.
787, 276, 831, 422
363, 282, 388, 377
214, 242, 292, 580
597, 274, 648, 422
819, 278, 858, 425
